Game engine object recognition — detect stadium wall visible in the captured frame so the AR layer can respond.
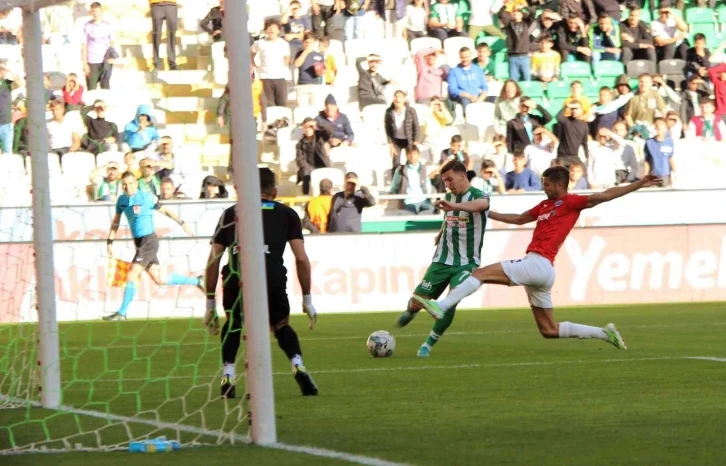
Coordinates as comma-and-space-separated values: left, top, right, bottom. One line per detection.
2, 224, 726, 323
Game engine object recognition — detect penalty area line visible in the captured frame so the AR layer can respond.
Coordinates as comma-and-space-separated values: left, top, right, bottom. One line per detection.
0, 395, 412, 466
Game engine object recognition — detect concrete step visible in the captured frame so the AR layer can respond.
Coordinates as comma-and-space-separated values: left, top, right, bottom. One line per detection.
151, 69, 210, 86
153, 96, 218, 113
130, 55, 212, 72
119, 43, 211, 60
161, 109, 217, 125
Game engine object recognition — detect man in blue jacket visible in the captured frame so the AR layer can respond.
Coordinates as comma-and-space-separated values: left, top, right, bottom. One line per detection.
315, 94, 355, 148
124, 104, 160, 152
446, 47, 488, 111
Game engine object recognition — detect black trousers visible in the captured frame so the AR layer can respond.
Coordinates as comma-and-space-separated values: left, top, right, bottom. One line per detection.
87, 63, 110, 90
312, 5, 337, 38
151, 3, 178, 69
261, 78, 287, 107
622, 47, 657, 64
657, 42, 689, 62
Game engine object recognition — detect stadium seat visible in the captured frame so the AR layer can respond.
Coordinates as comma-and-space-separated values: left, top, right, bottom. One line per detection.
293, 105, 318, 125
476, 36, 507, 54
456, 123, 479, 142
659, 59, 687, 89
626, 59, 656, 78
325, 39, 346, 69
265, 106, 294, 125
561, 61, 592, 79
0, 154, 25, 180
692, 23, 717, 37
344, 39, 369, 65
593, 60, 625, 78
494, 61, 509, 80
580, 80, 600, 98
443, 37, 476, 66
410, 37, 442, 55
518, 81, 546, 98
464, 102, 495, 140
61, 152, 95, 178
546, 81, 571, 99
361, 104, 387, 126
310, 167, 345, 196
718, 5, 726, 27
96, 151, 125, 167
686, 7, 716, 24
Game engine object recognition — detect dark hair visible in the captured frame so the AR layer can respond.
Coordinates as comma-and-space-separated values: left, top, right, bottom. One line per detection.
653, 117, 667, 126
264, 18, 281, 31
599, 86, 612, 93
571, 80, 582, 88
319, 36, 330, 45
440, 160, 467, 175
700, 97, 715, 106
90, 2, 102, 8
598, 12, 611, 20
567, 14, 580, 21
459, 46, 471, 54
694, 33, 706, 42
476, 42, 490, 50
542, 166, 570, 187
481, 159, 496, 170
160, 176, 174, 185
259, 167, 276, 194
513, 149, 526, 158
499, 79, 522, 99
345, 171, 358, 179
303, 31, 317, 42
121, 170, 135, 179
539, 33, 554, 43
628, 4, 642, 12
551, 158, 566, 167
450, 135, 463, 144
393, 89, 406, 98
492, 133, 506, 144
407, 144, 420, 154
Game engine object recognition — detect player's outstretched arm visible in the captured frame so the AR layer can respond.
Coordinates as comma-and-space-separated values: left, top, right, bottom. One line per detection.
158, 205, 195, 236
290, 239, 317, 329
436, 198, 490, 213
488, 210, 537, 225
586, 173, 662, 209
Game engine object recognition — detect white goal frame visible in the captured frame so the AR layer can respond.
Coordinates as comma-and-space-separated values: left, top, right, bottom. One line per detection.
11, 0, 277, 445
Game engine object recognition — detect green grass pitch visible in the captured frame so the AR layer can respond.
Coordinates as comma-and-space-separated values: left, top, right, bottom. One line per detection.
2, 302, 726, 465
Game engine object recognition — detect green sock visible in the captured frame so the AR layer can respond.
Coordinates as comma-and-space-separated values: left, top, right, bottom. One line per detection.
425, 308, 456, 347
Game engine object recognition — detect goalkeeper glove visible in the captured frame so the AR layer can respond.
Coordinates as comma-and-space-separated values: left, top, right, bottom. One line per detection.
204, 298, 220, 336
302, 294, 317, 330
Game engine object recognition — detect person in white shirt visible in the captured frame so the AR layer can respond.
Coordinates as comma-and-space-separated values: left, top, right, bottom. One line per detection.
251, 18, 291, 107
47, 100, 82, 160
612, 120, 640, 183
524, 126, 558, 178
651, 7, 688, 61
404, 0, 427, 41
587, 127, 622, 189
471, 159, 505, 194
467, 0, 505, 40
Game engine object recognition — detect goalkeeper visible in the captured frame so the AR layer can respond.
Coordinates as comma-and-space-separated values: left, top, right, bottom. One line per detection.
204, 167, 318, 398
395, 160, 490, 357
104, 171, 201, 321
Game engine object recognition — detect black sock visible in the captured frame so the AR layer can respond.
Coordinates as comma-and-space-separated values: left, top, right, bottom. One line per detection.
274, 325, 302, 361
221, 316, 242, 365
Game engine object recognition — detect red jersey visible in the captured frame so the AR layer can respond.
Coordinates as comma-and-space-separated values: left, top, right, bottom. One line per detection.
526, 194, 589, 263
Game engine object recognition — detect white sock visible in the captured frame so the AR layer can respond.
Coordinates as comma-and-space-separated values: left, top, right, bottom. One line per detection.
291, 354, 303, 369
223, 363, 235, 378
559, 322, 607, 340
438, 276, 481, 311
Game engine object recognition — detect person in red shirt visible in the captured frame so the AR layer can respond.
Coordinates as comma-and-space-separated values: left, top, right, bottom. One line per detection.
414, 167, 661, 349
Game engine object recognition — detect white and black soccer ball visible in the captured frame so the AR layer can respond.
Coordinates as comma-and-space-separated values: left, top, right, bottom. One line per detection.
367, 330, 395, 358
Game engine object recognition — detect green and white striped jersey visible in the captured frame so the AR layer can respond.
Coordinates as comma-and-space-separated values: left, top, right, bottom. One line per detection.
432, 187, 489, 266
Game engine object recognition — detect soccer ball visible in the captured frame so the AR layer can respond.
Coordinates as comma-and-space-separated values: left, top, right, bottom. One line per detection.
367, 330, 395, 358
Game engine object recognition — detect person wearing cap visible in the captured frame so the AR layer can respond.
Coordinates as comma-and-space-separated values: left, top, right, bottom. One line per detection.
89, 161, 121, 202
619, 6, 656, 64
385, 90, 422, 170
651, 6, 688, 61
327, 172, 375, 233
356, 54, 395, 109
556, 100, 590, 164
506, 96, 552, 154
687, 98, 726, 141
315, 94, 354, 147
296, 116, 332, 195
680, 74, 708, 124
80, 99, 119, 155
414, 47, 448, 104
447, 47, 488, 110
303, 178, 334, 233
624, 73, 667, 127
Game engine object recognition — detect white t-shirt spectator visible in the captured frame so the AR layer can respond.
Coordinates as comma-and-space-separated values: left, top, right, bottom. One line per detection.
587, 141, 620, 189
405, 5, 427, 32
524, 142, 556, 178
651, 18, 684, 45
47, 113, 83, 150
469, 0, 503, 27
252, 38, 291, 80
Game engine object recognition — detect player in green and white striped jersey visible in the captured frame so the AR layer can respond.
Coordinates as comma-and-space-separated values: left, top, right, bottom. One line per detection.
396, 160, 490, 357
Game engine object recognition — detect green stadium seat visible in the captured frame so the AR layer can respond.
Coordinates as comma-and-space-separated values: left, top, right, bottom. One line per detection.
476, 36, 507, 54
717, 5, 726, 25
545, 99, 565, 119
686, 7, 716, 24
580, 80, 600, 98
593, 60, 626, 78
518, 81, 546, 98
597, 76, 618, 88
493, 52, 507, 64
546, 81, 571, 99
494, 61, 509, 80
561, 61, 592, 79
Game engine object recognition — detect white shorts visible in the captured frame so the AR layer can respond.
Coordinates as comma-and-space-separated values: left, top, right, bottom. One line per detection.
500, 253, 556, 309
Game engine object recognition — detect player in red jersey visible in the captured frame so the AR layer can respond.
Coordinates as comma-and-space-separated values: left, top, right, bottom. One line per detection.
413, 167, 662, 349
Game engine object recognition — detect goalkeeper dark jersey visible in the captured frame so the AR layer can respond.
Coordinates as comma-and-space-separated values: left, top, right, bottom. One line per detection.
211, 200, 304, 293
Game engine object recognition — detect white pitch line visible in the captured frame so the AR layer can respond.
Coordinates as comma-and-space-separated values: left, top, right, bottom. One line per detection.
63, 322, 726, 351
0, 394, 411, 466
53, 355, 724, 385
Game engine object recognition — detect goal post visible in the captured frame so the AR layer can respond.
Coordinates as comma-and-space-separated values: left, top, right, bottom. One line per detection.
224, 0, 277, 445
22, 5, 61, 410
